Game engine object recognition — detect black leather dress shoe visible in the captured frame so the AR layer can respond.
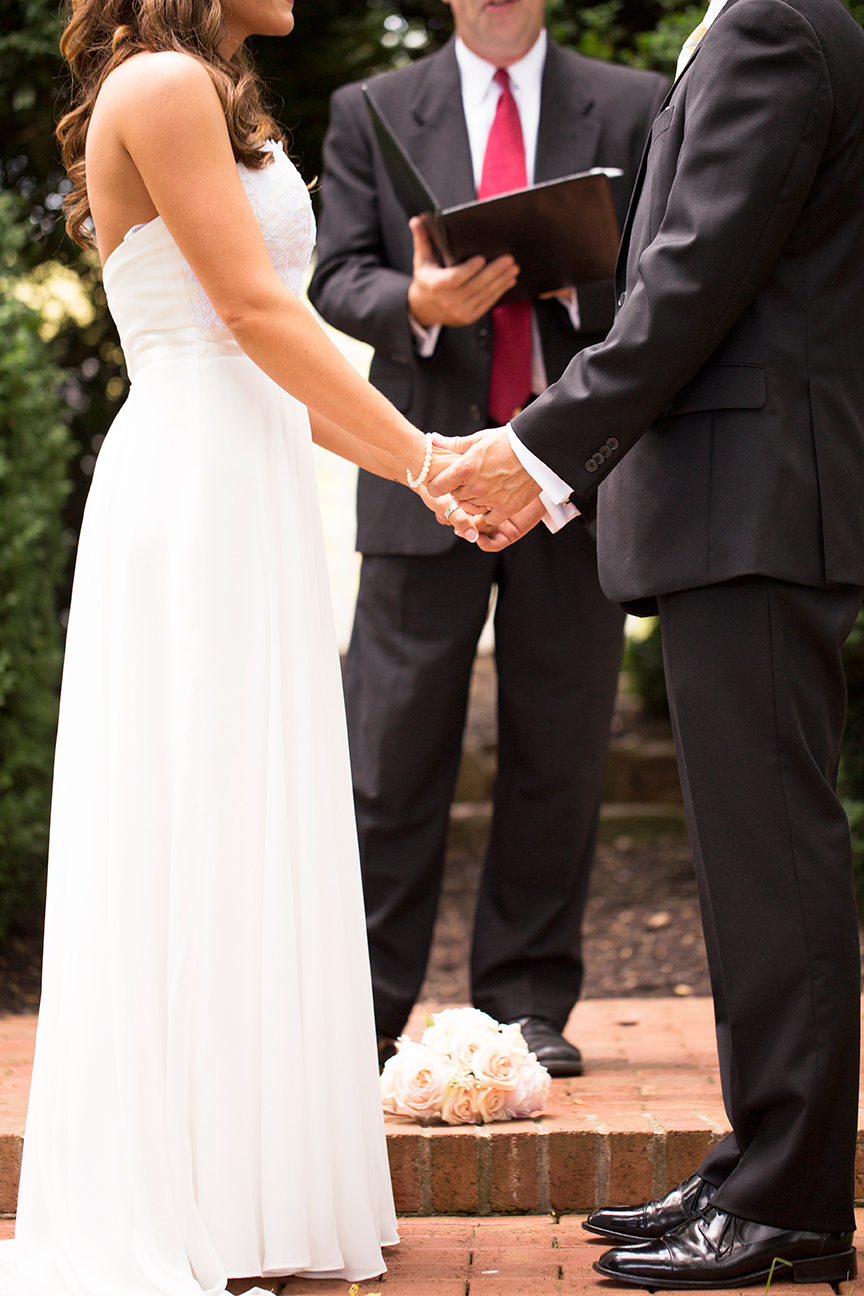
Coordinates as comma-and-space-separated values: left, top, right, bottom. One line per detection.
593, 1205, 857, 1290
583, 1172, 716, 1242
377, 1035, 397, 1071
510, 1016, 583, 1077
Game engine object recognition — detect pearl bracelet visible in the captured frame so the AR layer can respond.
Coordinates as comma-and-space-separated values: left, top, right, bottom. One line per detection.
406, 433, 433, 489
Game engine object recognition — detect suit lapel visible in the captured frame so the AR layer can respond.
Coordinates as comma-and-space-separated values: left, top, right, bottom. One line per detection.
615, 67, 684, 293
614, 0, 744, 289
400, 39, 477, 209
615, 131, 653, 295
534, 40, 601, 183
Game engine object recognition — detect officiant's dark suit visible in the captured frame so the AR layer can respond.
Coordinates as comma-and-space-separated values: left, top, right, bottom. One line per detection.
498, 0, 864, 1258
309, 29, 667, 1053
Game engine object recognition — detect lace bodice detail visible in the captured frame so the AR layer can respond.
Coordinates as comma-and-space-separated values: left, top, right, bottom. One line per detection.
185, 141, 316, 333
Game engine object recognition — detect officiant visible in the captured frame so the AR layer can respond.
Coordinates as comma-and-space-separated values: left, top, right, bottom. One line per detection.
308, 0, 667, 1074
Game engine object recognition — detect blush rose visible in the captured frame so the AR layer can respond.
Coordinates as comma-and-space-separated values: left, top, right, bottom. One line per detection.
380, 1040, 447, 1120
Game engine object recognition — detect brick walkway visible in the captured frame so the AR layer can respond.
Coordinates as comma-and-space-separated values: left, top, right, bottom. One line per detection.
270, 1212, 864, 1296
0, 1211, 861, 1292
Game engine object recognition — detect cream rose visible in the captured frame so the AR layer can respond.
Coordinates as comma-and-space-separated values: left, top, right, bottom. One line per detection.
471, 1083, 510, 1123
421, 1006, 501, 1058
420, 1009, 463, 1057
505, 1057, 552, 1119
440, 1075, 480, 1125
380, 1041, 446, 1120
471, 1036, 522, 1091
497, 1021, 530, 1059
450, 1022, 499, 1070
379, 1035, 412, 1112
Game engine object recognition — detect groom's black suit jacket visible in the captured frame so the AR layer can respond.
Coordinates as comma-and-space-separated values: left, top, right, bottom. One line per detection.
309, 37, 668, 556
511, 0, 864, 611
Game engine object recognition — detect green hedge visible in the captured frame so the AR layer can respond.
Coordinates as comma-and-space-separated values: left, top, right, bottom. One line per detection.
0, 194, 73, 935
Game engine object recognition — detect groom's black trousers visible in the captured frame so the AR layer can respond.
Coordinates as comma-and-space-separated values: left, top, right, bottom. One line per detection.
344, 521, 624, 1040
656, 576, 862, 1233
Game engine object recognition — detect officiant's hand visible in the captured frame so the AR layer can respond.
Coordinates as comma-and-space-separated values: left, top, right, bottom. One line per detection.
407, 218, 519, 328
426, 430, 541, 524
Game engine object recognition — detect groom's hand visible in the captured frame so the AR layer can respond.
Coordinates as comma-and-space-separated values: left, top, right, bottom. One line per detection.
475, 497, 547, 552
426, 429, 541, 523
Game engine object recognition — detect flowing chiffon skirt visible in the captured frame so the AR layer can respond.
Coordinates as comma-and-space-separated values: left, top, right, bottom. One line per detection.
0, 339, 398, 1295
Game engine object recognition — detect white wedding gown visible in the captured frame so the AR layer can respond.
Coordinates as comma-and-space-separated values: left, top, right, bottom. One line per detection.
0, 141, 398, 1295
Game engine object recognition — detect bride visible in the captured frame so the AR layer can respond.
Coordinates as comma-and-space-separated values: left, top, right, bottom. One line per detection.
0, 0, 480, 1291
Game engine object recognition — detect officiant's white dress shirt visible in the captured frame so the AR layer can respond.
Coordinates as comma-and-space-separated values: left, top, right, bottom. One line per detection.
410, 30, 578, 373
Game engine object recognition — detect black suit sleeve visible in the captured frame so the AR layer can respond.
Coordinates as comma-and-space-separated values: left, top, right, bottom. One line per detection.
511, 0, 832, 504
308, 85, 417, 367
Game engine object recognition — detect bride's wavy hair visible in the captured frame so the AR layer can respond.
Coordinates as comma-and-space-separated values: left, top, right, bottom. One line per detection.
57, 0, 286, 247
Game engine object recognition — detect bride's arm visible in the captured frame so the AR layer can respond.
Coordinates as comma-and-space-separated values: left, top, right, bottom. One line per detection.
87, 51, 432, 481
307, 410, 480, 542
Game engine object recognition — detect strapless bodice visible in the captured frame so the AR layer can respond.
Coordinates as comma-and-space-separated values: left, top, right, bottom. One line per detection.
102, 141, 316, 379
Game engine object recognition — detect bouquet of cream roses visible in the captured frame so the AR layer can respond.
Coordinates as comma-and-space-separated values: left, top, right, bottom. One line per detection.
380, 1007, 551, 1125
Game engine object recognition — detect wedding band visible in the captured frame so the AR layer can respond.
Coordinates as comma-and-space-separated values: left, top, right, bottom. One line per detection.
444, 503, 458, 520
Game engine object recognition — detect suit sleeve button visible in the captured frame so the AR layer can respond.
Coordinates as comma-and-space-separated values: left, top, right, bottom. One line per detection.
585, 458, 599, 473
606, 437, 619, 451
468, 404, 482, 420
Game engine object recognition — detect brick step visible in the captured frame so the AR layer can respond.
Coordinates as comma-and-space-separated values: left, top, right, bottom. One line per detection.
2, 1000, 862, 1219
455, 738, 683, 807
449, 801, 688, 849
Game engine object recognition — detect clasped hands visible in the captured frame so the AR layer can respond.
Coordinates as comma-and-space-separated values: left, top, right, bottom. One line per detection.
420, 433, 550, 554
407, 217, 576, 551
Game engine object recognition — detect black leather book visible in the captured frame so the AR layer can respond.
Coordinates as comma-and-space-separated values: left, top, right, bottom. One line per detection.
362, 84, 622, 305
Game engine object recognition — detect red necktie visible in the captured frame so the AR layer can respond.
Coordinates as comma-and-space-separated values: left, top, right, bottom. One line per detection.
478, 68, 532, 425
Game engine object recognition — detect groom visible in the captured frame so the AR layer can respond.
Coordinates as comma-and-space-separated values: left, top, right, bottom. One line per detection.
430, 0, 864, 1286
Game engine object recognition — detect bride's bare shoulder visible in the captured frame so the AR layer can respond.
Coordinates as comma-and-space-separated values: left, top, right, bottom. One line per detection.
95, 50, 221, 120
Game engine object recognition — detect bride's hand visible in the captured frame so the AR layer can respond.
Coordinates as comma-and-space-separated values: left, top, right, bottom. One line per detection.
415, 482, 486, 543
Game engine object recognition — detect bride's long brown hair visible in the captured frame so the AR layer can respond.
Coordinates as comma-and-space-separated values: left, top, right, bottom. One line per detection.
57, 0, 286, 247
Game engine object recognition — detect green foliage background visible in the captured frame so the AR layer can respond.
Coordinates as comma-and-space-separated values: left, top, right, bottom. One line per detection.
0, 191, 73, 934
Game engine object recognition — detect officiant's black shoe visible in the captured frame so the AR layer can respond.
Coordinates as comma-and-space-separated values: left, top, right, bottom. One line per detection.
583, 1171, 717, 1242
510, 1016, 583, 1077
377, 1036, 398, 1071
593, 1205, 857, 1290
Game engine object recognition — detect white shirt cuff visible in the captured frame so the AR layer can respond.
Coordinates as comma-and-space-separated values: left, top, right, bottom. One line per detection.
538, 491, 580, 533
408, 312, 441, 357
506, 426, 579, 533
506, 426, 574, 505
